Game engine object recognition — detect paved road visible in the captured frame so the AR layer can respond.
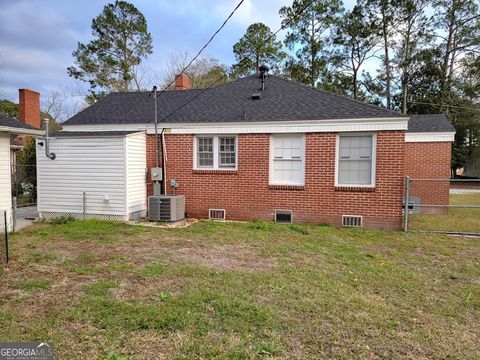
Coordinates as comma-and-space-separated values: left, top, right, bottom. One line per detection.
14, 206, 38, 231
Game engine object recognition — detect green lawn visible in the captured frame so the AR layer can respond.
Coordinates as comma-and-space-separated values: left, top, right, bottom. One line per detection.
0, 219, 479, 359
409, 192, 480, 233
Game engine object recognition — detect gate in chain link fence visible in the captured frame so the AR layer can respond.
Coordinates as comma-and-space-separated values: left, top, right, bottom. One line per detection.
11, 164, 37, 207
404, 177, 480, 235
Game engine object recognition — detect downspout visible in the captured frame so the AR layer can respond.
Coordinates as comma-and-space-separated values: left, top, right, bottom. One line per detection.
161, 128, 167, 194
43, 118, 56, 160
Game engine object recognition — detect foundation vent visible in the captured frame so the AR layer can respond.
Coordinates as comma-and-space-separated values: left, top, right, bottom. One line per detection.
275, 210, 293, 224
209, 209, 226, 221
342, 215, 363, 227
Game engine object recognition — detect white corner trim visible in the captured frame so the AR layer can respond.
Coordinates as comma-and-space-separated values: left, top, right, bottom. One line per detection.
62, 117, 409, 135
405, 132, 455, 142
334, 133, 377, 188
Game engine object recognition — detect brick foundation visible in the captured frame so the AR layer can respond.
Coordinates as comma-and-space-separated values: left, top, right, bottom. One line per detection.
147, 131, 406, 230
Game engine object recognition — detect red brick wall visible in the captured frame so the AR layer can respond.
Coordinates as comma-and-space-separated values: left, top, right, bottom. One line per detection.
147, 131, 406, 230
404, 142, 451, 210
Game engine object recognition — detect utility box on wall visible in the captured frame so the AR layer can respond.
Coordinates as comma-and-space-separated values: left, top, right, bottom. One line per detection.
37, 131, 147, 221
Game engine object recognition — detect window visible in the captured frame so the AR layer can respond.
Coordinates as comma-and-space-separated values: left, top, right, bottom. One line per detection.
219, 137, 236, 168
336, 134, 376, 187
194, 135, 237, 170
270, 134, 305, 185
197, 137, 213, 167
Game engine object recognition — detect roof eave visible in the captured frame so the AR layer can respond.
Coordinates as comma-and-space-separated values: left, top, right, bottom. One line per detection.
0, 126, 44, 136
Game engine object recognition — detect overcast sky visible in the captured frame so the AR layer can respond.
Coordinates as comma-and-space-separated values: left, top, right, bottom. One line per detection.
0, 0, 355, 119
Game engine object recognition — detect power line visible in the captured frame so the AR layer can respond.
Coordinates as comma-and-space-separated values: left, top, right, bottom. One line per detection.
154, 0, 245, 100
156, 0, 317, 123
412, 101, 480, 112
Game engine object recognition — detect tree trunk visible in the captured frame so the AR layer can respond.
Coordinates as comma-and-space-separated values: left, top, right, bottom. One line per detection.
381, 6, 391, 109
402, 19, 413, 114
441, 1, 456, 102
310, 12, 316, 87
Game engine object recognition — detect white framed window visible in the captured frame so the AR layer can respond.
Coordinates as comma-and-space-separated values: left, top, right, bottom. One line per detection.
269, 134, 305, 186
194, 135, 237, 170
335, 133, 377, 187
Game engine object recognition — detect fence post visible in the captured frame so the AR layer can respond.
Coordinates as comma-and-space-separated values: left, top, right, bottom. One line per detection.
4, 210, 9, 263
83, 192, 86, 220
12, 197, 17, 233
404, 176, 411, 232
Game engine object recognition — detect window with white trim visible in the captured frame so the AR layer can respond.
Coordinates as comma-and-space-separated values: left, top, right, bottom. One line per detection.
195, 135, 237, 169
336, 134, 376, 186
270, 134, 305, 185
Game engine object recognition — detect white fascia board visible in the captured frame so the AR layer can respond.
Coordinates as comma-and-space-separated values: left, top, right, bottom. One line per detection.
0, 126, 44, 136
62, 117, 409, 134
405, 132, 455, 142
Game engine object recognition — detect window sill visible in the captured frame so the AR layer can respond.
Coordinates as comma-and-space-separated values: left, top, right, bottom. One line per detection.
335, 186, 375, 192
269, 184, 305, 191
193, 169, 238, 175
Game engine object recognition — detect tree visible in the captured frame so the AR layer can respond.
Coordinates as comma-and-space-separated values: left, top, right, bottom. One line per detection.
433, 0, 480, 104
331, 5, 380, 100
67, 0, 153, 102
279, 0, 343, 87
393, 0, 432, 113
362, 0, 397, 109
161, 51, 228, 89
231, 23, 285, 77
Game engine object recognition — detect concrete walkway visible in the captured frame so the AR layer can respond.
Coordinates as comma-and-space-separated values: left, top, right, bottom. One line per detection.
14, 206, 38, 231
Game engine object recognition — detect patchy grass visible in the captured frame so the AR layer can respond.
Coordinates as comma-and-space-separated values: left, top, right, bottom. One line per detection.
410, 193, 480, 233
0, 219, 479, 359
11, 279, 52, 292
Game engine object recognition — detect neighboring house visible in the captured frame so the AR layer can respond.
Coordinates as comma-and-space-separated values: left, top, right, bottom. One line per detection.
464, 147, 480, 178
37, 74, 455, 229
8, 89, 42, 179
0, 115, 43, 232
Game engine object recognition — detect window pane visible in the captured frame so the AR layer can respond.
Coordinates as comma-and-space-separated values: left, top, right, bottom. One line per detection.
219, 137, 236, 168
338, 135, 374, 185
197, 137, 213, 167
271, 135, 305, 185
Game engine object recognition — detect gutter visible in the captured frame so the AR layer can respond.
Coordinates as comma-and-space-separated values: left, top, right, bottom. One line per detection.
0, 126, 44, 136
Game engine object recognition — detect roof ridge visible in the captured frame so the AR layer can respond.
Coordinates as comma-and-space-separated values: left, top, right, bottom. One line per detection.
270, 75, 408, 118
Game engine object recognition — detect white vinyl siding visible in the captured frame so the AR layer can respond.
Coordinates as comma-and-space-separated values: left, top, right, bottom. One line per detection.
270, 134, 305, 186
336, 134, 376, 187
0, 133, 12, 232
194, 135, 237, 170
37, 133, 147, 220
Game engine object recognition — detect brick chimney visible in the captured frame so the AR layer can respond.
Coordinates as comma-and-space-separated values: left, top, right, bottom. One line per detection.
18, 89, 41, 129
175, 74, 191, 90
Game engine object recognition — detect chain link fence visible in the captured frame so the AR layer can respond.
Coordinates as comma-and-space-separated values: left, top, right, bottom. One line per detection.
11, 164, 37, 206
404, 177, 480, 235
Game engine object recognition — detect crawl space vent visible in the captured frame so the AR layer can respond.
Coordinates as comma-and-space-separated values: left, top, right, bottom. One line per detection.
209, 209, 226, 221
342, 215, 363, 227
275, 210, 293, 224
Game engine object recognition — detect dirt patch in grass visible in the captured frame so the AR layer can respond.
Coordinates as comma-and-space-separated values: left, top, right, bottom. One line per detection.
172, 243, 277, 272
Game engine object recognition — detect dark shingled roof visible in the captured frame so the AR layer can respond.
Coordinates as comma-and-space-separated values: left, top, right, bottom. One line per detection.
407, 114, 455, 133
63, 75, 407, 126
51, 131, 142, 137
0, 115, 39, 130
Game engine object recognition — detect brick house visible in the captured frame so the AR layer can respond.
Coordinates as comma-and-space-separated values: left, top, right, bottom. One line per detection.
38, 74, 454, 229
